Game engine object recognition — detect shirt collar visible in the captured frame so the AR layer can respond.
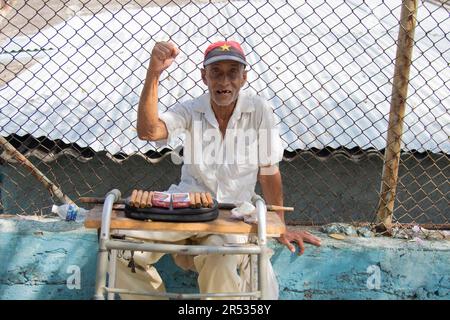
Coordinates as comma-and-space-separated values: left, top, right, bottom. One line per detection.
192, 91, 255, 127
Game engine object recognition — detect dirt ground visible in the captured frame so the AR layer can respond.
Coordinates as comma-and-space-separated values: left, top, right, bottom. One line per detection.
1, 0, 218, 44
0, 0, 208, 85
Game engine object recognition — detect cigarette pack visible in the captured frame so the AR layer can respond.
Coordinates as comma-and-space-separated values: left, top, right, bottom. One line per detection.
151, 191, 171, 208
172, 193, 191, 208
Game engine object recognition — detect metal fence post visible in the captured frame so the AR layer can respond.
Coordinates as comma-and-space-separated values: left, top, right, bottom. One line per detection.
376, 0, 418, 233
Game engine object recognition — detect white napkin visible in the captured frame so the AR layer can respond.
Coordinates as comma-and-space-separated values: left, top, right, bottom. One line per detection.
230, 201, 257, 224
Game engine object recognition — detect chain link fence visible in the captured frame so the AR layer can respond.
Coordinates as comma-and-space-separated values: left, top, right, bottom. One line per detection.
0, 0, 448, 230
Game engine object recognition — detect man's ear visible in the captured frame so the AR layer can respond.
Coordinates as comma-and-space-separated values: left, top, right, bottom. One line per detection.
201, 68, 207, 85
241, 69, 248, 87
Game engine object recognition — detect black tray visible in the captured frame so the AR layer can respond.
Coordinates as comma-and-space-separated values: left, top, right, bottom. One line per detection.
124, 198, 219, 222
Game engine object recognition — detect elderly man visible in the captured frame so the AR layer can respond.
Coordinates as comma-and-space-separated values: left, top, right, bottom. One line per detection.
116, 40, 321, 299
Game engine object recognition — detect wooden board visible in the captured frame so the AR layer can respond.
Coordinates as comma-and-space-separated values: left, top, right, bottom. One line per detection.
84, 205, 285, 236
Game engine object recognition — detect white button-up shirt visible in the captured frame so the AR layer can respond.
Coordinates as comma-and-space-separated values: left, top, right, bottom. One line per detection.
159, 90, 283, 203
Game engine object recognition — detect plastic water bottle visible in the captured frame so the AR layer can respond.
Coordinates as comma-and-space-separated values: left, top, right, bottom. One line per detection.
52, 204, 88, 222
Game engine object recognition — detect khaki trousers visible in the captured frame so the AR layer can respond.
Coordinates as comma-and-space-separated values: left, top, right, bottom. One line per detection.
114, 232, 279, 300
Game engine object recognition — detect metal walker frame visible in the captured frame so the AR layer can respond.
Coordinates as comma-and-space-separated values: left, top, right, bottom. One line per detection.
93, 189, 272, 300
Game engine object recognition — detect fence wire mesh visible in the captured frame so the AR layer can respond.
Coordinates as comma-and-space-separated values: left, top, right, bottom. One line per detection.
0, 0, 448, 230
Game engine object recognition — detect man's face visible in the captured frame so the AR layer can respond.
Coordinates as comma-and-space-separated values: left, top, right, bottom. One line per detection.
201, 61, 247, 109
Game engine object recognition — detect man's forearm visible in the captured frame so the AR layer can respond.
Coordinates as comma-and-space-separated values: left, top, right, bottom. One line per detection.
137, 71, 160, 138
258, 168, 285, 224
137, 71, 167, 140
140, 71, 161, 121
137, 42, 178, 141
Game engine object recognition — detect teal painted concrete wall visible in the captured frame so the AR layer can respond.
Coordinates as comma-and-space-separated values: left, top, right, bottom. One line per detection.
0, 219, 449, 300
0, 220, 97, 299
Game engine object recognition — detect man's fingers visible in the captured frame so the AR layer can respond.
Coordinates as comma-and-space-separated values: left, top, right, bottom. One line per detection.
153, 47, 168, 60
286, 241, 295, 253
153, 42, 179, 61
163, 41, 180, 58
157, 46, 171, 59
310, 237, 322, 247
171, 45, 180, 58
296, 230, 321, 247
280, 231, 321, 254
278, 236, 295, 253
283, 236, 296, 253
296, 238, 305, 256
303, 233, 322, 247
155, 51, 166, 61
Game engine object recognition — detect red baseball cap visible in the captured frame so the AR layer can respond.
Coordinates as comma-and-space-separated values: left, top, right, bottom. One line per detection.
203, 40, 248, 67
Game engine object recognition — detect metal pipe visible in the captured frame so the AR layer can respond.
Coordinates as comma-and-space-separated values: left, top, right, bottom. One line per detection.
104, 287, 260, 299
94, 189, 121, 300
250, 253, 258, 300
107, 249, 117, 300
105, 240, 261, 255
253, 195, 267, 246
252, 195, 269, 300
99, 189, 121, 241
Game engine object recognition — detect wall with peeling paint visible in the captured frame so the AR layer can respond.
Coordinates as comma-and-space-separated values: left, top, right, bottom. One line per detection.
0, 219, 448, 300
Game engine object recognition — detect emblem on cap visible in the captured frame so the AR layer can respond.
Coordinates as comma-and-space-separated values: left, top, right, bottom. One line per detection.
203, 40, 248, 67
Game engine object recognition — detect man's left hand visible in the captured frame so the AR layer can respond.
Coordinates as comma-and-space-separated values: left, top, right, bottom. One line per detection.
277, 229, 321, 255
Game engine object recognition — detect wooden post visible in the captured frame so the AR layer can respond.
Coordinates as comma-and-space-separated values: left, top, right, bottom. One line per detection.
0, 136, 73, 205
376, 0, 418, 233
